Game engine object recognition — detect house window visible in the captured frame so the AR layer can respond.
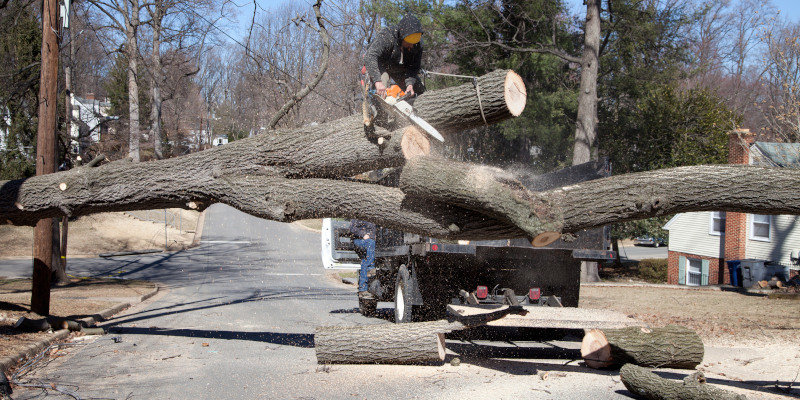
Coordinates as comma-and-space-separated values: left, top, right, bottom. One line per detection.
686, 258, 702, 286
710, 211, 726, 235
750, 214, 771, 241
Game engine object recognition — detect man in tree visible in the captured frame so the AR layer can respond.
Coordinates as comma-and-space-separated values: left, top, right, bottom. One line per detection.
364, 14, 425, 98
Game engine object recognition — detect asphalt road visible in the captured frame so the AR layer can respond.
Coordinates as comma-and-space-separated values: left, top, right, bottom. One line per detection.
1, 205, 780, 399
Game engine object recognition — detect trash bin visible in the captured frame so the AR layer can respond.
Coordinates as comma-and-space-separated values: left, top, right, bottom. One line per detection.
726, 260, 741, 287
740, 259, 765, 288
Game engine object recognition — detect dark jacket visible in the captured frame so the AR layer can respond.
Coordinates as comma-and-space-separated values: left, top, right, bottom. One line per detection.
364, 15, 423, 89
349, 219, 377, 239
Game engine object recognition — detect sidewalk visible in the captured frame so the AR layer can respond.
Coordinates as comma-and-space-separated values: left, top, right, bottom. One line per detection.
0, 279, 160, 375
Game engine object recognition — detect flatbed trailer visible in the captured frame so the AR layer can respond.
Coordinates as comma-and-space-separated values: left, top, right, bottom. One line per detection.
321, 159, 616, 323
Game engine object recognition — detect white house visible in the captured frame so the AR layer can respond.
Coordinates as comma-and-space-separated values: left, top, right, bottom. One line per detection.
664, 130, 800, 286
70, 93, 114, 153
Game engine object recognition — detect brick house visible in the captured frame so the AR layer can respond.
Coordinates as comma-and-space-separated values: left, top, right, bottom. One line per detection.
664, 129, 800, 286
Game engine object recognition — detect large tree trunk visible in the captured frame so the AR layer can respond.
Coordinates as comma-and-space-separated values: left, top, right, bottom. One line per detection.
315, 306, 527, 364
582, 326, 704, 369
150, 0, 163, 160
620, 364, 747, 400
2, 70, 800, 244
126, 0, 141, 162
575, 0, 602, 282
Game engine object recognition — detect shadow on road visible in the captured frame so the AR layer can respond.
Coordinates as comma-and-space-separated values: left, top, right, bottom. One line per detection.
108, 326, 315, 348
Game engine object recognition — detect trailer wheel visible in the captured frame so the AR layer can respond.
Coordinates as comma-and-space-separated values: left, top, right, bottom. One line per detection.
359, 297, 377, 317
394, 265, 413, 323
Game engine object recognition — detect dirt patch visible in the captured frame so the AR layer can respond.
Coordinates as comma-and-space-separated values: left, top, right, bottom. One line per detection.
580, 285, 800, 346
0, 277, 156, 361
0, 210, 200, 258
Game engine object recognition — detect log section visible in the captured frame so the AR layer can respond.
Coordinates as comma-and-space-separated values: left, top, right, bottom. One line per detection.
620, 364, 747, 400
315, 321, 456, 364
582, 326, 704, 369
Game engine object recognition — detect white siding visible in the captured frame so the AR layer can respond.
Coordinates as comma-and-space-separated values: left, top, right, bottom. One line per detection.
746, 214, 800, 267
665, 212, 725, 258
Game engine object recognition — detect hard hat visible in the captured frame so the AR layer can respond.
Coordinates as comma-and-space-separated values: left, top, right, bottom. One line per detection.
404, 32, 422, 44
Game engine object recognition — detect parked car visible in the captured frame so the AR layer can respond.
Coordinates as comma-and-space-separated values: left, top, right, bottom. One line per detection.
633, 236, 667, 247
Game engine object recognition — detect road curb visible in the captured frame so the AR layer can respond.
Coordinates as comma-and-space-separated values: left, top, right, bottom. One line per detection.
0, 284, 161, 376
0, 329, 70, 376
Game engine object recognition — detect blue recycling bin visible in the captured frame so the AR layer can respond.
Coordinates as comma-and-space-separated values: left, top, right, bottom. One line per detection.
726, 260, 741, 287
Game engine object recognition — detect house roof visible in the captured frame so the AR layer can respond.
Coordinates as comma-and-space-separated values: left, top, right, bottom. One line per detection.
751, 142, 800, 168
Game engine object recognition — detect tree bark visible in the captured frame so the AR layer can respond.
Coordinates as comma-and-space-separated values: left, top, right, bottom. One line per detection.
582, 326, 704, 369
574, 0, 600, 165
315, 306, 527, 364
3, 70, 800, 245
125, 0, 141, 162
315, 321, 451, 364
149, 0, 163, 160
620, 364, 747, 400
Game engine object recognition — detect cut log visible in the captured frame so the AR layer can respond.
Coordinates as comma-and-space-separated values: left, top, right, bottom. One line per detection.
620, 363, 747, 400
581, 325, 703, 369
412, 70, 526, 135
315, 321, 454, 364
13, 317, 50, 332
315, 306, 527, 364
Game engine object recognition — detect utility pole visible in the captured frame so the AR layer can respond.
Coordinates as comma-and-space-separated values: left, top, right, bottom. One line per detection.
54, 0, 73, 286
31, 0, 61, 315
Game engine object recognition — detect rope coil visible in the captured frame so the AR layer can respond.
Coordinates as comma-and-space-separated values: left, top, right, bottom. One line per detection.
422, 69, 489, 126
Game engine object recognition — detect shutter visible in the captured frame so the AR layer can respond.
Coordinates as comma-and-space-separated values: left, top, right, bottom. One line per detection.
678, 256, 686, 285
701, 259, 710, 285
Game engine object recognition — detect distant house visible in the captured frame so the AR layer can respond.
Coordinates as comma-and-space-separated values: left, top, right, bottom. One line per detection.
70, 93, 115, 153
212, 134, 228, 146
664, 129, 800, 286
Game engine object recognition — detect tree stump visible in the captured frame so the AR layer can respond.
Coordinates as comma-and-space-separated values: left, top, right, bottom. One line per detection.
582, 325, 704, 369
620, 363, 747, 400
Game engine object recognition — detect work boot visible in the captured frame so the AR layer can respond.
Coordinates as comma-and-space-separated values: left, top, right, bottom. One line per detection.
358, 291, 375, 300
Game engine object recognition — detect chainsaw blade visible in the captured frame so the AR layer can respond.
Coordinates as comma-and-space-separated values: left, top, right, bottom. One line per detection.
394, 100, 445, 142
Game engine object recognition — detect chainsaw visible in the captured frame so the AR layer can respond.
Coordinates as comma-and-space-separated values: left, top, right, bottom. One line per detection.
360, 69, 444, 142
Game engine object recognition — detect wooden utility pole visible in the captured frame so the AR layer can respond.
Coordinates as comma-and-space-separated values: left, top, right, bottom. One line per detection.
31, 0, 61, 315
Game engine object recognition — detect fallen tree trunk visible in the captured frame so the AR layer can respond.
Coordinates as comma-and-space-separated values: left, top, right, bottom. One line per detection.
620, 364, 747, 400
315, 306, 527, 364
315, 321, 453, 364
581, 326, 704, 369
3, 69, 800, 243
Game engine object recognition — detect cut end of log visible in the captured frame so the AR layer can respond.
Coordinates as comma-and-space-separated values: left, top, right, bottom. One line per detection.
14, 202, 23, 210
59, 182, 67, 191
401, 126, 431, 159
187, 201, 198, 209
581, 329, 613, 369
504, 70, 527, 117
531, 231, 561, 247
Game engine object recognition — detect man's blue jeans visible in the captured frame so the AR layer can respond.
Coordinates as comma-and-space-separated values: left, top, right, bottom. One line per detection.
353, 238, 375, 292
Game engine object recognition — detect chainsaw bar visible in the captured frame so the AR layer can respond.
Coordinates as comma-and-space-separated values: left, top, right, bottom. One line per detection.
374, 95, 445, 142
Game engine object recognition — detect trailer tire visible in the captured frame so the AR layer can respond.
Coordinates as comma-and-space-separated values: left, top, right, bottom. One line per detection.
359, 297, 377, 317
394, 265, 413, 323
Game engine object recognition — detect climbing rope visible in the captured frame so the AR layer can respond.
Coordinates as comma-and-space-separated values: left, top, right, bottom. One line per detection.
422, 69, 488, 126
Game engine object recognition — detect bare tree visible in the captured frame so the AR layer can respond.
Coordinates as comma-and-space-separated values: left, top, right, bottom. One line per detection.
88, 0, 144, 162
759, 20, 800, 141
